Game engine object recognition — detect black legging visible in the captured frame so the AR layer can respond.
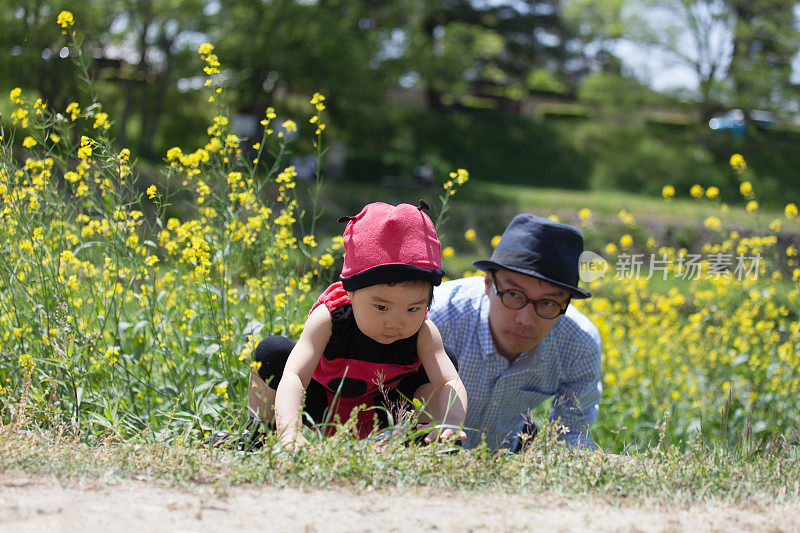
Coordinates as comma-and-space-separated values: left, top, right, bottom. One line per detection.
253, 336, 329, 424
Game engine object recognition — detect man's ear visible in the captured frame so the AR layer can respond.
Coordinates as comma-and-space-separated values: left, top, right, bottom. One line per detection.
483, 271, 493, 296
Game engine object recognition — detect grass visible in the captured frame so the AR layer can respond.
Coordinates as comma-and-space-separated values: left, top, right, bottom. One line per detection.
2, 421, 798, 506
319, 179, 800, 232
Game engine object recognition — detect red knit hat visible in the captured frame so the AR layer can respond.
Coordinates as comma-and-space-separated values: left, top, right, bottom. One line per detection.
338, 201, 444, 291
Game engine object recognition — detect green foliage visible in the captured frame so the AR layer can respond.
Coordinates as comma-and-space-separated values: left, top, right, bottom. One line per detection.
410, 21, 506, 96
347, 108, 593, 189
577, 72, 659, 112
526, 69, 567, 94
727, 0, 800, 112
0, 30, 335, 442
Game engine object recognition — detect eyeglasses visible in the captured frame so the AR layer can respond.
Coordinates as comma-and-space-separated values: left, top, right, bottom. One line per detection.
490, 272, 569, 319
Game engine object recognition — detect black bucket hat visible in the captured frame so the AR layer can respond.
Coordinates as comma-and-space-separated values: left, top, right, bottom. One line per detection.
473, 214, 591, 299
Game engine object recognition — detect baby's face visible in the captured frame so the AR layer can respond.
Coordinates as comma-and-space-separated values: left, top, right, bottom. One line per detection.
348, 283, 430, 344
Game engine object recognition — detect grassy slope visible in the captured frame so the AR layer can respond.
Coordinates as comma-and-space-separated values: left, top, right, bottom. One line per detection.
2, 427, 798, 505
319, 179, 800, 232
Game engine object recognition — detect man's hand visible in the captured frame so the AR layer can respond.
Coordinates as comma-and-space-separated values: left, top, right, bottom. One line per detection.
416, 423, 466, 444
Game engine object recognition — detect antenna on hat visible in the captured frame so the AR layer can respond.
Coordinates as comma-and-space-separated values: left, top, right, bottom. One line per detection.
417, 199, 430, 211
337, 215, 357, 223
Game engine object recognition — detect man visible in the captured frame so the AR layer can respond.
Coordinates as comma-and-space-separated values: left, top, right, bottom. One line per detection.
429, 214, 602, 451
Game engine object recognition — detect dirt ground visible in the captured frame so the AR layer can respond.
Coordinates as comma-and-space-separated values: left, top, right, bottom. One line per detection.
2, 473, 800, 532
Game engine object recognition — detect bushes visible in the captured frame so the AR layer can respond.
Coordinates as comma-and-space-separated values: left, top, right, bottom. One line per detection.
0, 32, 335, 441
344, 88, 799, 207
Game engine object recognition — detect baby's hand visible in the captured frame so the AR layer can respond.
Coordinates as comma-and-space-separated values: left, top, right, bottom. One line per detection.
416, 423, 467, 444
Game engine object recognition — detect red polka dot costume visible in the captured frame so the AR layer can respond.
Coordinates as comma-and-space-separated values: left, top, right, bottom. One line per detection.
252, 202, 445, 438
315, 201, 444, 437
310, 283, 423, 437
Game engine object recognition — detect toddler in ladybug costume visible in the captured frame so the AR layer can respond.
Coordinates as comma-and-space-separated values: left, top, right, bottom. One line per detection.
248, 201, 468, 447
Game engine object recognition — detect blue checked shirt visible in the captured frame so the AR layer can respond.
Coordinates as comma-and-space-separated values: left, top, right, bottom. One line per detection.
430, 276, 602, 450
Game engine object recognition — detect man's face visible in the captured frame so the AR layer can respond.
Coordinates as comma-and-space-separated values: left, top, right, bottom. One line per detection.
484, 270, 571, 360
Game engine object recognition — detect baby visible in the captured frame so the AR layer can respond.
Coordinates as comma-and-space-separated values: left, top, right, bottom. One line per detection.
248, 201, 468, 446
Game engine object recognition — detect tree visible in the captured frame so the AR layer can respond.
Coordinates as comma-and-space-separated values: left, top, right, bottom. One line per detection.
727, 0, 800, 116
0, 0, 112, 110
210, 0, 404, 132
102, 0, 207, 157
623, 0, 735, 120
601, 0, 800, 121
0, 0, 210, 158
562, 0, 627, 74
404, 0, 586, 104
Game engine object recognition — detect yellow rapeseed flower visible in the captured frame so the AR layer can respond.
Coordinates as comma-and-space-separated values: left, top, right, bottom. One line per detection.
11, 107, 28, 128
65, 102, 80, 121
704, 216, 721, 231
617, 209, 636, 228
22, 137, 37, 148
578, 208, 591, 224
57, 10, 74, 28
282, 120, 297, 133
442, 246, 455, 258
9, 87, 22, 102
690, 184, 704, 199
146, 185, 157, 199
786, 203, 798, 219
198, 43, 214, 55
166, 147, 182, 161
705, 186, 719, 199
739, 181, 754, 198
605, 243, 618, 255
730, 153, 746, 170
451, 168, 469, 186
490, 235, 501, 248
746, 200, 758, 213
310, 92, 326, 112
619, 234, 633, 250
93, 112, 110, 130
464, 229, 477, 242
